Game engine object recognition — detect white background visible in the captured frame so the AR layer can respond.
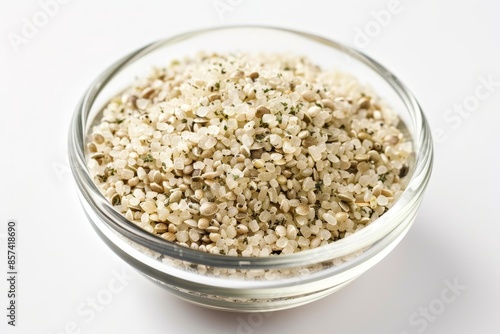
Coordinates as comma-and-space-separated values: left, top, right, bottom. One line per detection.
1, 0, 499, 333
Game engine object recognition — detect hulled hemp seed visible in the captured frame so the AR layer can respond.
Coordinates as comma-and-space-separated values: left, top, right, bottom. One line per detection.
88, 52, 412, 257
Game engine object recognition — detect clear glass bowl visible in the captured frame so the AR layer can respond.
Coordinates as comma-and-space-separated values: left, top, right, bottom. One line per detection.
68, 26, 433, 312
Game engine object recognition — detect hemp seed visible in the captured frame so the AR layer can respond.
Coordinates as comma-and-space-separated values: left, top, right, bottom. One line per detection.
88, 52, 411, 257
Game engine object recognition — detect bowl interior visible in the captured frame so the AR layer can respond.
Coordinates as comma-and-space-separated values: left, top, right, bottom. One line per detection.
74, 26, 432, 269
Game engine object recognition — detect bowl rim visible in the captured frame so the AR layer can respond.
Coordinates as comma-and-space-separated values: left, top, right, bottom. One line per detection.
68, 25, 433, 269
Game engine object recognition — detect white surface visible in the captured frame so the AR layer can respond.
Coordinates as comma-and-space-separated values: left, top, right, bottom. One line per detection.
1, 1, 499, 333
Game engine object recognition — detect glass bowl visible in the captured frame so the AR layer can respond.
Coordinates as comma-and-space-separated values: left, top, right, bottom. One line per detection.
68, 26, 433, 312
